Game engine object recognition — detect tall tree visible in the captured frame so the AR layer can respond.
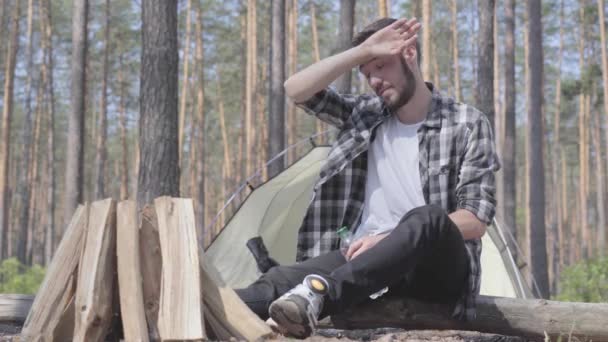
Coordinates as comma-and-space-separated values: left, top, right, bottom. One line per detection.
94, 0, 110, 199
193, 3, 205, 233
552, 0, 565, 271
500, 0, 517, 258
450, 0, 461, 101
577, 3, 589, 259
118, 55, 129, 201
0, 0, 20, 259
217, 72, 232, 207
475, 0, 495, 128
245, 0, 257, 177
526, 0, 548, 299
378, 0, 388, 17
138, 0, 179, 208
64, 0, 88, 225
286, 0, 298, 163
598, 0, 608, 252
15, 0, 35, 264
421, 0, 431, 80
178, 0, 192, 170
268, 0, 285, 178
41, 0, 55, 261
310, 2, 327, 144
26, 79, 43, 265
335, 0, 355, 93
591, 87, 605, 257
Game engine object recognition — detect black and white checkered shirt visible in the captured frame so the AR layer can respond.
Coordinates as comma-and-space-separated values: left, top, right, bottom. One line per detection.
294, 83, 500, 321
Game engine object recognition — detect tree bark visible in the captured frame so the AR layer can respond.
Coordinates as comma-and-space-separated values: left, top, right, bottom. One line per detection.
64, 0, 88, 227
41, 0, 55, 262
577, 3, 589, 260
194, 4, 205, 235
216, 72, 232, 207
0, 0, 20, 260
335, 0, 355, 94
310, 2, 327, 145
597, 0, 608, 252
378, 0, 388, 17
268, 0, 285, 178
245, 0, 257, 178
333, 295, 608, 342
450, 0, 461, 101
497, 0, 517, 258
15, 0, 35, 264
118, 55, 129, 201
138, 0, 179, 208
591, 87, 605, 258
475, 0, 494, 129
421, 0, 431, 81
94, 0, 110, 200
525, 0, 548, 299
286, 0, 298, 164
26, 80, 43, 265
178, 0, 192, 169
550, 0, 564, 291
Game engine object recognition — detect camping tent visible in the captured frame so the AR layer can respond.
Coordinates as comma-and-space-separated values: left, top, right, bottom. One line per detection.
206, 146, 534, 299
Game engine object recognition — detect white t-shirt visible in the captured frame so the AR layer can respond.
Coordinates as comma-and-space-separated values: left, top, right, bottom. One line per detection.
354, 115, 426, 240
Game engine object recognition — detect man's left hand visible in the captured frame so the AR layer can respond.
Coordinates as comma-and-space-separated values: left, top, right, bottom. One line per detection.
345, 233, 389, 261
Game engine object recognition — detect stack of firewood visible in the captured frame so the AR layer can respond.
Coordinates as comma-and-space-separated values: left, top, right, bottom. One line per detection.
19, 197, 273, 341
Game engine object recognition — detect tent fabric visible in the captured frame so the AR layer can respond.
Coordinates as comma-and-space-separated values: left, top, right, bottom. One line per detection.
206, 147, 533, 299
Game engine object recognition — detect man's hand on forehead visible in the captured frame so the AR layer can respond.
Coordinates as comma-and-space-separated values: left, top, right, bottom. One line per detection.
359, 17, 421, 69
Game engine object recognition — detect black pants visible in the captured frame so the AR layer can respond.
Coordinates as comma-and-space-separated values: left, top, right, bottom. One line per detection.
236, 205, 470, 320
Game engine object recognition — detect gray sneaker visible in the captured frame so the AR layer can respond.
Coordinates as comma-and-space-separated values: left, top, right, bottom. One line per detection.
268, 274, 329, 338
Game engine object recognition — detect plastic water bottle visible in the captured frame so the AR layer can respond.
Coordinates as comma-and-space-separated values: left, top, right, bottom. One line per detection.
337, 226, 353, 256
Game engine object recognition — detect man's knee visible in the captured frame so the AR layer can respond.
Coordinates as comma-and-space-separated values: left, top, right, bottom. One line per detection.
399, 204, 446, 223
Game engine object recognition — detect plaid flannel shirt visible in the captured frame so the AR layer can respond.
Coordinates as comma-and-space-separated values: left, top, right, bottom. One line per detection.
294, 83, 500, 321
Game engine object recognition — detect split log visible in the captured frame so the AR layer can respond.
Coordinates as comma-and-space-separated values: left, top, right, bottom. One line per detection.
74, 199, 117, 342
139, 204, 162, 341
199, 257, 273, 341
21, 204, 88, 341
155, 197, 205, 340
116, 200, 149, 342
331, 294, 608, 342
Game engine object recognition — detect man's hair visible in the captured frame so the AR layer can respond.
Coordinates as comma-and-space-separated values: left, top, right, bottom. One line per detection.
351, 17, 421, 66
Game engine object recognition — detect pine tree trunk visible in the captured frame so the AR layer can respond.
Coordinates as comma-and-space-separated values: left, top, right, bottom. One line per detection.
599, 0, 608, 252
577, 4, 589, 259
194, 4, 205, 233
450, 0, 461, 101
94, 0, 110, 199
551, 0, 564, 284
245, 0, 257, 178
138, 0, 179, 209
502, 0, 518, 254
118, 55, 129, 201
15, 0, 35, 264
378, 0, 388, 17
310, 2, 327, 145
0, 0, 20, 260
26, 80, 43, 265
475, 0, 494, 129
421, 0, 431, 81
561, 149, 569, 267
64, 0, 88, 225
41, 0, 55, 261
178, 0, 192, 169
286, 0, 298, 164
257, 61, 268, 181
591, 87, 605, 258
217, 72, 232, 204
335, 0, 355, 93
268, 0, 285, 178
526, 0, 548, 299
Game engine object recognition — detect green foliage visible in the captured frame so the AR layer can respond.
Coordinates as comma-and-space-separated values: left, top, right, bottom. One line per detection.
555, 256, 608, 303
0, 258, 45, 294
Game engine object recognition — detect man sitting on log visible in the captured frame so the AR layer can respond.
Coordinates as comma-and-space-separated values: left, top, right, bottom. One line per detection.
236, 17, 500, 339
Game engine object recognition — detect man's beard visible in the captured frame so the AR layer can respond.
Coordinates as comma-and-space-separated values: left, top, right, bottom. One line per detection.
385, 57, 417, 111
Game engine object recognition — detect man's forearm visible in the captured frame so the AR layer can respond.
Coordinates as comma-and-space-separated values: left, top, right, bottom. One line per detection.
284, 45, 372, 103
448, 209, 487, 240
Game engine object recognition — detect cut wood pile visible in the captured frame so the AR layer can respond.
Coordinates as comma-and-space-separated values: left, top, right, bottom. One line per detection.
19, 197, 274, 341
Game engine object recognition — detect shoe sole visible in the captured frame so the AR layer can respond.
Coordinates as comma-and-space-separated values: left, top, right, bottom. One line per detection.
269, 296, 313, 339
